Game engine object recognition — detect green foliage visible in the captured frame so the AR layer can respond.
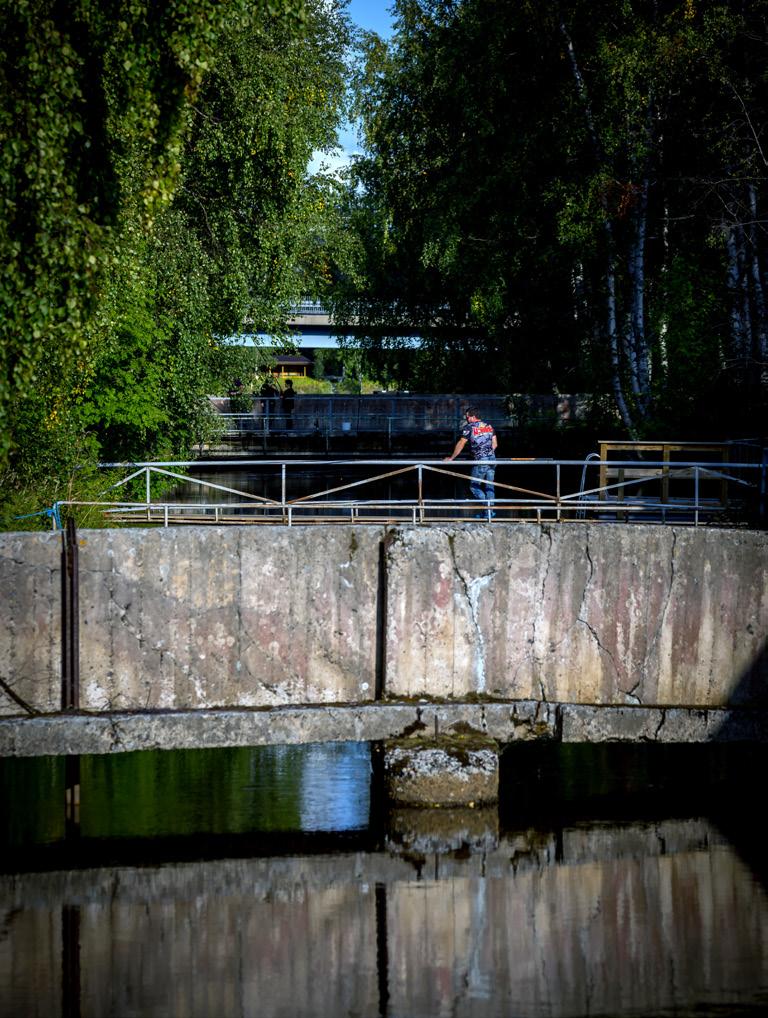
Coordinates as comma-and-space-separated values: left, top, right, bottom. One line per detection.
334, 0, 768, 435
0, 0, 299, 460
0, 385, 103, 531
1, 0, 351, 525
288, 375, 334, 394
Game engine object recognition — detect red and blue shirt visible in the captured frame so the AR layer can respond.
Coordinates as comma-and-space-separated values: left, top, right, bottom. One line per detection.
461, 419, 496, 460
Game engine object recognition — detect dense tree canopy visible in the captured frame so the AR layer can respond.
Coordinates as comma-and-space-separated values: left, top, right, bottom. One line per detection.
334, 0, 768, 435
1, 0, 349, 522
2, 0, 767, 529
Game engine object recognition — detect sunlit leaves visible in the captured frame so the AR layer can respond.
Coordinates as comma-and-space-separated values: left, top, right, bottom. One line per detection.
2, 0, 351, 520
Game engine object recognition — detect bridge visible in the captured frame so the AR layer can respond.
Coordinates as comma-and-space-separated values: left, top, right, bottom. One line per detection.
232, 299, 422, 360
2, 522, 767, 760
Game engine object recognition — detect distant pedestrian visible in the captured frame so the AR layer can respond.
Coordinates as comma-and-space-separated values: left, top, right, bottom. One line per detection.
260, 373, 279, 426
281, 378, 295, 430
444, 407, 498, 515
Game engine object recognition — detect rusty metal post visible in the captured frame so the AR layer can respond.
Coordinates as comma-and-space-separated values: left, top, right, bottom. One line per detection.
61, 517, 80, 711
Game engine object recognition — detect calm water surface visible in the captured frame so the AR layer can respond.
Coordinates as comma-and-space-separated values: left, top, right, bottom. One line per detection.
1, 743, 767, 1018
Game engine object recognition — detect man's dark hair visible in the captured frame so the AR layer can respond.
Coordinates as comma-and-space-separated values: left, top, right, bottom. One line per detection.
464, 406, 479, 418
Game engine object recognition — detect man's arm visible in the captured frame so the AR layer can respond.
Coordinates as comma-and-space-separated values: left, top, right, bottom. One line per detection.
445, 437, 467, 461
492, 434, 498, 452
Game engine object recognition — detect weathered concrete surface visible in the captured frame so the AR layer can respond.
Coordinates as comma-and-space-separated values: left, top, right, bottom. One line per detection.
0, 702, 549, 757
385, 524, 768, 706
2, 702, 766, 757
1, 526, 382, 716
383, 736, 500, 806
0, 530, 61, 714
2, 523, 767, 729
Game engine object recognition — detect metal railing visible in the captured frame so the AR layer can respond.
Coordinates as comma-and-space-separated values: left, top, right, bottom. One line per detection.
44, 456, 764, 529
219, 403, 486, 430
215, 410, 464, 453
289, 300, 328, 316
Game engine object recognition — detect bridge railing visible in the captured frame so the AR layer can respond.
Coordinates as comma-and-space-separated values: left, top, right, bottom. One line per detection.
45, 456, 765, 529
216, 399, 504, 436
289, 300, 328, 316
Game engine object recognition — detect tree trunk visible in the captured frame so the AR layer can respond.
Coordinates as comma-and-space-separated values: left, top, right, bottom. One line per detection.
747, 182, 767, 381
725, 224, 747, 377
631, 176, 651, 412
605, 222, 636, 433
560, 19, 635, 433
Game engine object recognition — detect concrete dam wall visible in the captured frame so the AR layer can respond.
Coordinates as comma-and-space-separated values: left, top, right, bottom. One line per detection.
2, 523, 766, 723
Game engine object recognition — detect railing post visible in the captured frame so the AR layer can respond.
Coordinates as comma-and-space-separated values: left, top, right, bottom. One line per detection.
556, 463, 561, 522
417, 463, 424, 523
145, 466, 151, 521
281, 463, 287, 522
694, 465, 700, 526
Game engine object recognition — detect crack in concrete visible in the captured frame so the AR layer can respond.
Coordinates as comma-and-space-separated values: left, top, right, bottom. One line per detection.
654, 708, 667, 740
578, 536, 642, 704
576, 616, 623, 686
532, 527, 554, 701
108, 593, 140, 636
583, 541, 595, 604
643, 529, 677, 692
538, 535, 598, 666
0, 675, 40, 715
624, 680, 642, 705
5, 558, 57, 572
108, 713, 123, 752
447, 537, 495, 693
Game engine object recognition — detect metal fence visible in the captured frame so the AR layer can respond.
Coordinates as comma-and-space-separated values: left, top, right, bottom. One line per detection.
212, 394, 583, 432
210, 393, 590, 455
47, 455, 765, 529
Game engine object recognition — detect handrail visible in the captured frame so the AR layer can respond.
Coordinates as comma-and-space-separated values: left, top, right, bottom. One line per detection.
35, 456, 760, 530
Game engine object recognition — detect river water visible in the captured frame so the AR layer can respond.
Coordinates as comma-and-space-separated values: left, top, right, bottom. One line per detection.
2, 742, 767, 1017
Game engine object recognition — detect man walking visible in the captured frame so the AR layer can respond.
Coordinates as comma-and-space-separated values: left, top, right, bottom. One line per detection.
281, 378, 295, 430
444, 407, 498, 515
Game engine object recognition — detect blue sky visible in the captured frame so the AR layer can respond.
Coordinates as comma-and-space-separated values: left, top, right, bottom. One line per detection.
347, 0, 394, 38
309, 1, 395, 172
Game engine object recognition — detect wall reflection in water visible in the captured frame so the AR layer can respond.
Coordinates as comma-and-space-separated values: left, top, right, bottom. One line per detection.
1, 818, 767, 1017
2, 743, 768, 1017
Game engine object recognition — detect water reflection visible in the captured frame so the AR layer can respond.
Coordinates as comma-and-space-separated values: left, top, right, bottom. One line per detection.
1, 744, 767, 1018
0, 743, 371, 849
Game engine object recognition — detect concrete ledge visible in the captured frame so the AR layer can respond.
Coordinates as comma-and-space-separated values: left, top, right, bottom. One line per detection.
0, 702, 552, 757
559, 704, 768, 743
1, 700, 766, 757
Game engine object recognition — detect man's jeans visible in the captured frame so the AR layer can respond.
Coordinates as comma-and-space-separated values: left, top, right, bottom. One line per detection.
470, 461, 496, 502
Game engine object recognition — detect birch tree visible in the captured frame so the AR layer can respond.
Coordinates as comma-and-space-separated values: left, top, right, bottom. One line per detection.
340, 0, 768, 433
